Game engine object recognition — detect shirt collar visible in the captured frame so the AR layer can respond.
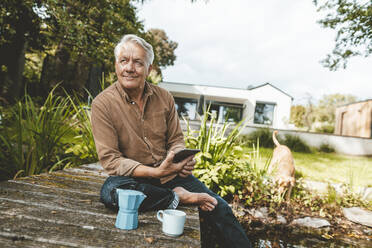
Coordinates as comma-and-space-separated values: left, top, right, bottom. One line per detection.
115, 81, 154, 104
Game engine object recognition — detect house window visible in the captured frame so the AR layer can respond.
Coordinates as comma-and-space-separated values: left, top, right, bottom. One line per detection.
254, 102, 275, 125
174, 97, 198, 120
207, 101, 243, 123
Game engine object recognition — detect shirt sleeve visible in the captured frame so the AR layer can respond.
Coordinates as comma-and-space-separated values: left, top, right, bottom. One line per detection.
165, 92, 186, 153
91, 97, 141, 176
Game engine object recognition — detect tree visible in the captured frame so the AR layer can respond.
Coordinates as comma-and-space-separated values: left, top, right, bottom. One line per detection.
290, 105, 307, 128
0, 0, 178, 101
0, 0, 47, 101
316, 93, 357, 123
290, 93, 357, 133
314, 0, 372, 70
37, 0, 144, 97
146, 28, 178, 77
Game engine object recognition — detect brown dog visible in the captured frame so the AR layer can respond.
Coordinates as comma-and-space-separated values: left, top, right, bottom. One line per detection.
268, 131, 295, 201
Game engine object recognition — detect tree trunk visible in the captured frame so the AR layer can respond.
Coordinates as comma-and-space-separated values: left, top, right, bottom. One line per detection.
5, 4, 28, 103
7, 39, 27, 101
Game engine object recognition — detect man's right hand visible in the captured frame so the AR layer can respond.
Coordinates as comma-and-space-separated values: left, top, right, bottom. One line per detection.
155, 151, 192, 178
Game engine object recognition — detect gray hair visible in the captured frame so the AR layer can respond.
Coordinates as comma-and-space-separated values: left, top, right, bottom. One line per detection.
114, 34, 154, 67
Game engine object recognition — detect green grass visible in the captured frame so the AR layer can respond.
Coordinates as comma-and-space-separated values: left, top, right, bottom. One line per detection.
241, 147, 372, 188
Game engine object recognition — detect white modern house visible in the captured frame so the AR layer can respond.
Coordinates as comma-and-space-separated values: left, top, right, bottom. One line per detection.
159, 81, 293, 129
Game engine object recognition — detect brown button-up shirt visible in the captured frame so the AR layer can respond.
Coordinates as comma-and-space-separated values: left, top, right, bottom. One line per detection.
91, 81, 185, 183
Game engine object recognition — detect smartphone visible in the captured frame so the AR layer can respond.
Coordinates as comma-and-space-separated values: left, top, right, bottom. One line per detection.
172, 148, 201, 163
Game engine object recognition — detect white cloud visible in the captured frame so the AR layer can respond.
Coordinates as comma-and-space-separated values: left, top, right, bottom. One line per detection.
137, 0, 372, 103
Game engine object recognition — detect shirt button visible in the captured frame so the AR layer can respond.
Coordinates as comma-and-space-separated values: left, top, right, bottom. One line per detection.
144, 137, 147, 140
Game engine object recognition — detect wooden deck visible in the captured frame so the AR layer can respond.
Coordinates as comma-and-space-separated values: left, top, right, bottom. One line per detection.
0, 163, 201, 248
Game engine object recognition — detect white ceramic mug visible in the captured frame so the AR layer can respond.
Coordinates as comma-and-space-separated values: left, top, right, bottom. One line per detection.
157, 209, 186, 237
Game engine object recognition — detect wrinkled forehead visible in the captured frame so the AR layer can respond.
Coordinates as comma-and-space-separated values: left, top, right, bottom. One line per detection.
117, 42, 147, 59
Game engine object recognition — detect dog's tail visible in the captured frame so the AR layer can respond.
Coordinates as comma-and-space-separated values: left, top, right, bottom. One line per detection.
272, 130, 281, 147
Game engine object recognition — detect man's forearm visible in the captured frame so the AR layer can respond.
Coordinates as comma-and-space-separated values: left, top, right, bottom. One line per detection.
131, 164, 160, 179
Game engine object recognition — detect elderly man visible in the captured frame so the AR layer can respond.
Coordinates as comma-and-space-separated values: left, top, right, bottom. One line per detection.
91, 34, 252, 248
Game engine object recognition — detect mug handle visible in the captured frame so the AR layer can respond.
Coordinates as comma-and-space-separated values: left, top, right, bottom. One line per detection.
157, 210, 164, 222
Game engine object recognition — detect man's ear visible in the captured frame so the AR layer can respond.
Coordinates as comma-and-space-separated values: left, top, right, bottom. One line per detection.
148, 64, 153, 74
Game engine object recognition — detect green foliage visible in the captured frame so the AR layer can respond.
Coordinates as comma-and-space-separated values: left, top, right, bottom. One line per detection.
292, 179, 371, 214
0, 85, 99, 181
239, 145, 282, 208
318, 143, 335, 153
290, 93, 357, 132
0, 1, 178, 101
290, 105, 307, 128
244, 128, 276, 148
317, 94, 357, 123
282, 134, 312, 153
315, 0, 372, 70
146, 28, 178, 76
242, 129, 312, 153
314, 124, 334, 133
184, 109, 247, 197
183, 111, 370, 214
0, 87, 73, 180
63, 91, 98, 167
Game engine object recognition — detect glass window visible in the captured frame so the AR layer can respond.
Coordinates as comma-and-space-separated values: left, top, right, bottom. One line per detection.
254, 102, 275, 125
174, 97, 198, 120
207, 101, 243, 123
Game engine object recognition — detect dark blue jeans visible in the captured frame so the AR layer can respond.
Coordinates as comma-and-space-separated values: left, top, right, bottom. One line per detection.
100, 175, 252, 248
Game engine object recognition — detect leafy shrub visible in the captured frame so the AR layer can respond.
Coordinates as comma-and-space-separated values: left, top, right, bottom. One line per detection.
0, 87, 73, 179
244, 129, 312, 153
238, 147, 282, 207
292, 179, 371, 214
63, 92, 97, 167
315, 124, 334, 134
282, 134, 312, 153
319, 143, 335, 153
184, 109, 247, 197
0, 87, 99, 181
244, 128, 275, 148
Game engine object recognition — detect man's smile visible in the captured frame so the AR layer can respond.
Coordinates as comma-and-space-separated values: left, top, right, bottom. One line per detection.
123, 75, 138, 79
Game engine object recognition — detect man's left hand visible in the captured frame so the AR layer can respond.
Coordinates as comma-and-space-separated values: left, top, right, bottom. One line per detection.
178, 156, 196, 178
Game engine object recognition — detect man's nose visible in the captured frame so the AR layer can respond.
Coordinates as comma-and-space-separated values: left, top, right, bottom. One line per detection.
124, 61, 135, 72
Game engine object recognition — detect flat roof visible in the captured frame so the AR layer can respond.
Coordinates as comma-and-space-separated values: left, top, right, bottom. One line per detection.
161, 81, 293, 100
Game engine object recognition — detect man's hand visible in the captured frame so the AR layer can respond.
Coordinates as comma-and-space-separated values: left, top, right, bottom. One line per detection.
155, 152, 195, 178
178, 156, 196, 178
132, 152, 196, 179
155, 151, 192, 178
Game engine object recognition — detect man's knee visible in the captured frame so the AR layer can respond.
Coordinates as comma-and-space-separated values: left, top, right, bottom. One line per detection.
100, 176, 137, 210
214, 196, 231, 212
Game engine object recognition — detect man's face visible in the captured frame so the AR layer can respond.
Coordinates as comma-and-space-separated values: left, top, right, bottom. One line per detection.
115, 42, 152, 91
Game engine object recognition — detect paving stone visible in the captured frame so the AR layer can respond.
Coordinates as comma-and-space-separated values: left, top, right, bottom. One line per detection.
291, 217, 331, 228
343, 207, 372, 227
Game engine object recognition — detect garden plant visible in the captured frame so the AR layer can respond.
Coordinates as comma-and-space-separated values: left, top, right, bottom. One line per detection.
0, 86, 97, 181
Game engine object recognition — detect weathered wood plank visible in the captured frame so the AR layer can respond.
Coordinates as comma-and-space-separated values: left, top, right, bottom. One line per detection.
0, 214, 199, 248
0, 233, 73, 248
0, 164, 201, 247
0, 183, 199, 226
0, 196, 200, 229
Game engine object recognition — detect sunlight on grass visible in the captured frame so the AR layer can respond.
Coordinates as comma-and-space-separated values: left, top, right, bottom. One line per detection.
241, 147, 372, 188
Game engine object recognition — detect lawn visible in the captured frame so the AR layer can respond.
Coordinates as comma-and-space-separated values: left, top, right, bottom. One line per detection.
242, 147, 372, 188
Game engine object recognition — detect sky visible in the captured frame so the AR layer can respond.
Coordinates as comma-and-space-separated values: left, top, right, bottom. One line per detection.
136, 0, 372, 104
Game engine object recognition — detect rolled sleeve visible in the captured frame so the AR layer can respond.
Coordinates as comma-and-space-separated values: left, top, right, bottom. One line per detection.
91, 98, 141, 176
